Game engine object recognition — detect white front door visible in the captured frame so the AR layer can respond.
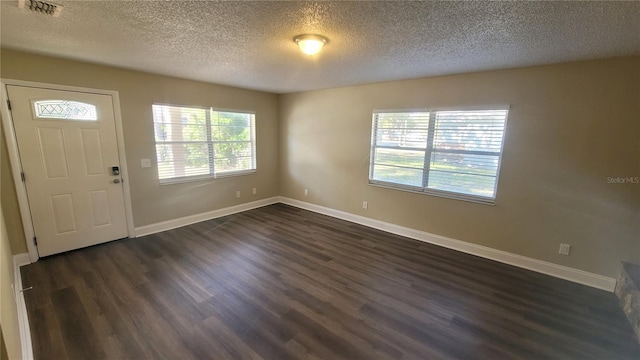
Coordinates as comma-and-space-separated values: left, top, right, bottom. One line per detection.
7, 85, 128, 256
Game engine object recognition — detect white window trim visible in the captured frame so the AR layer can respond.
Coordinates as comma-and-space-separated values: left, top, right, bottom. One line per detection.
369, 106, 509, 205
152, 103, 257, 184
158, 169, 257, 186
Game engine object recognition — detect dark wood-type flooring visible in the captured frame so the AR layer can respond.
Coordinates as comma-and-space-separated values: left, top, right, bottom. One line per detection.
22, 204, 640, 359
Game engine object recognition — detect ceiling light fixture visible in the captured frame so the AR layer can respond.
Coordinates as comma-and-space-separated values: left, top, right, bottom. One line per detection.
294, 34, 328, 56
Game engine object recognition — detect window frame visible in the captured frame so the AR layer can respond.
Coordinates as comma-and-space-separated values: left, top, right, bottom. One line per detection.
369, 106, 509, 205
152, 103, 257, 184
31, 99, 98, 121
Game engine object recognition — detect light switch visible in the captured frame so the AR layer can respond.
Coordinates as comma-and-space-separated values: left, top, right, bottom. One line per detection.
141, 159, 151, 168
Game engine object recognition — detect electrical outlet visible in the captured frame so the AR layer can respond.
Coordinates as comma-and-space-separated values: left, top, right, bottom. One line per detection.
236, 191, 241, 198
558, 243, 571, 255
252, 187, 257, 195
362, 201, 368, 209
304, 188, 308, 196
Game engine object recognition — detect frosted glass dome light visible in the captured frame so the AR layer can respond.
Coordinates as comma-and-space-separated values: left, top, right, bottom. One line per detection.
294, 34, 328, 56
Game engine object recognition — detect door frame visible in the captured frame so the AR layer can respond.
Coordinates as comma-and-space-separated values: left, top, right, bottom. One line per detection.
1, 79, 135, 262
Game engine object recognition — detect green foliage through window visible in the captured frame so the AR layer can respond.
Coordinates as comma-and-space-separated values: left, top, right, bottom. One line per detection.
370, 109, 508, 203
152, 104, 256, 182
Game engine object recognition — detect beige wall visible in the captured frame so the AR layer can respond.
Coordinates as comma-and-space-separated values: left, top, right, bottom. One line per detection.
1, 334, 7, 360
0, 206, 22, 359
279, 57, 640, 278
0, 51, 22, 359
1, 49, 280, 254
0, 123, 25, 254
1, 49, 638, 279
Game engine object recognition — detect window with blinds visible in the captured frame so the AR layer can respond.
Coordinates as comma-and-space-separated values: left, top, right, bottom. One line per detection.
370, 108, 508, 203
152, 104, 256, 183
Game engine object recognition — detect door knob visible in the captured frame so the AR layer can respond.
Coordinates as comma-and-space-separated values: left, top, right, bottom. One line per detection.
113, 179, 121, 184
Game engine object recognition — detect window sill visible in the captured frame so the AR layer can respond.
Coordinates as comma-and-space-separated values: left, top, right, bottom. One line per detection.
368, 181, 496, 205
159, 170, 257, 185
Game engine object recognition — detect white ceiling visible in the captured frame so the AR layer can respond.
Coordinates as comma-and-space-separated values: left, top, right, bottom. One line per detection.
1, 1, 639, 94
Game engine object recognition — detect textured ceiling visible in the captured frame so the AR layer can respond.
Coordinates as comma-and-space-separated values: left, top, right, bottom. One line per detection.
1, 1, 639, 93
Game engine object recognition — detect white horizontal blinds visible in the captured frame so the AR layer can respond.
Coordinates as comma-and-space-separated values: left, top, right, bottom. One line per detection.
153, 104, 256, 182
210, 111, 256, 174
153, 104, 212, 180
370, 108, 508, 203
427, 110, 508, 198
371, 112, 430, 188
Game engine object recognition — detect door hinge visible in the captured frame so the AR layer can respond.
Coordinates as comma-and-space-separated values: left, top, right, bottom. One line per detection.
33, 237, 37, 246
21, 172, 26, 182
6, 100, 11, 110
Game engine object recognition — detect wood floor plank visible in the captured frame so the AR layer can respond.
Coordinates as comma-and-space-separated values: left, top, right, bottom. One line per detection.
21, 203, 640, 359
81, 271, 151, 360
29, 306, 68, 360
50, 286, 107, 359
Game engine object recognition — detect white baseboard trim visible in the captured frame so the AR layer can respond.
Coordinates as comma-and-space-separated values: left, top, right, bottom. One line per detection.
129, 196, 616, 291
13, 253, 33, 360
278, 197, 617, 292
134, 197, 280, 237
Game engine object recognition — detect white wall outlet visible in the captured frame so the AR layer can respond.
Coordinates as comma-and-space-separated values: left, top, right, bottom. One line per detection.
304, 188, 308, 196
362, 201, 368, 209
236, 191, 241, 198
252, 187, 257, 195
558, 243, 571, 255
140, 158, 151, 168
